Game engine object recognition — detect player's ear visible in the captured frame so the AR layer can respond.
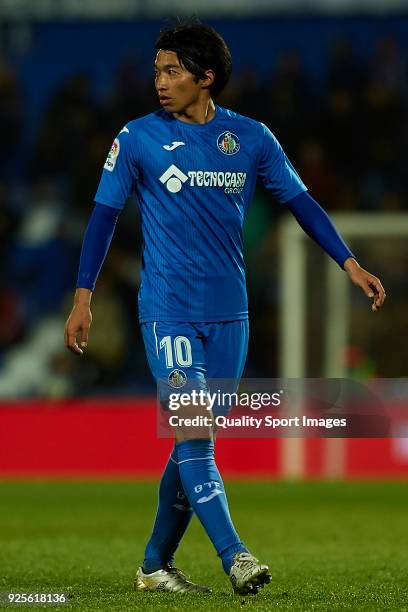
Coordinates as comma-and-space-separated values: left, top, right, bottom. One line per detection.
201, 69, 215, 90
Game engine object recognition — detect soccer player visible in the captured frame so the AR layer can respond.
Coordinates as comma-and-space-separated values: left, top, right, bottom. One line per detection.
64, 20, 386, 595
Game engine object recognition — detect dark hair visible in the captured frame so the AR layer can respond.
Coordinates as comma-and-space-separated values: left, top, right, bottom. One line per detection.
155, 18, 232, 97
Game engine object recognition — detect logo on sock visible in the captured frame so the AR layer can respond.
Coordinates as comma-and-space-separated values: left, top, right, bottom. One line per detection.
173, 503, 192, 511
197, 489, 223, 504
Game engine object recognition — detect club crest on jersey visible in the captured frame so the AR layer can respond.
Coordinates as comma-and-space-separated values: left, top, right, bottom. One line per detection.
168, 369, 187, 388
217, 131, 240, 155
104, 138, 120, 172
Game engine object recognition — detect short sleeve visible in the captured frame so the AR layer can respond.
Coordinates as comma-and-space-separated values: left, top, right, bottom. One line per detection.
94, 125, 139, 210
257, 123, 307, 204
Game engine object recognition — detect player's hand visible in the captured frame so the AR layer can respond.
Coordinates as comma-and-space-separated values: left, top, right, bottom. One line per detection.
64, 289, 93, 355
344, 258, 386, 312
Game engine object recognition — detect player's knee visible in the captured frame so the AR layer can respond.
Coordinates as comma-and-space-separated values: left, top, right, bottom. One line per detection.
172, 402, 214, 441
175, 429, 213, 442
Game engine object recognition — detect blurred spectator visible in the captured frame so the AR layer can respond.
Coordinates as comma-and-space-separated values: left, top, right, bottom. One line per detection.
359, 37, 407, 209
373, 36, 407, 96
0, 183, 20, 275
0, 184, 25, 352
31, 74, 103, 207
10, 180, 78, 322
327, 38, 366, 97
104, 55, 157, 132
266, 50, 314, 155
0, 59, 22, 177
298, 139, 339, 207
0, 288, 25, 352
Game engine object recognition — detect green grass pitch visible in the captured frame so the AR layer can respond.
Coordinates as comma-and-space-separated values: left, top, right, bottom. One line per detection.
1, 480, 407, 611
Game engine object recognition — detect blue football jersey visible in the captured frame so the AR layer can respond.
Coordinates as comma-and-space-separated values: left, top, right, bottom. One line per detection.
95, 105, 306, 322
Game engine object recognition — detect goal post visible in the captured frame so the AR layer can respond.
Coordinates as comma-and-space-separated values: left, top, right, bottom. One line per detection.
278, 212, 408, 478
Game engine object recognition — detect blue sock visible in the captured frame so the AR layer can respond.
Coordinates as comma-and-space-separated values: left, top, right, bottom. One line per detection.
143, 446, 193, 573
177, 439, 247, 574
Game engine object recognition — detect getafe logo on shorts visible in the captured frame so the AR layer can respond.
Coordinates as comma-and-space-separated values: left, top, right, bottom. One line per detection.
104, 138, 120, 172
168, 369, 187, 388
217, 131, 240, 155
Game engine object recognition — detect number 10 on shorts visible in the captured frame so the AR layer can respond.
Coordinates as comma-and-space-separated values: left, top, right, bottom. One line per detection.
159, 335, 193, 368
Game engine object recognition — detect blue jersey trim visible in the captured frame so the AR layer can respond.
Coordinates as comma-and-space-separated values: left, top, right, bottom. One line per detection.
93, 196, 123, 210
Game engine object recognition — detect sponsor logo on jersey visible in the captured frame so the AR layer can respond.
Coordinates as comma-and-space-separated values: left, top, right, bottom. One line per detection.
159, 164, 189, 193
188, 170, 246, 193
217, 131, 240, 155
104, 138, 120, 172
163, 141, 185, 151
159, 164, 247, 194
168, 369, 187, 388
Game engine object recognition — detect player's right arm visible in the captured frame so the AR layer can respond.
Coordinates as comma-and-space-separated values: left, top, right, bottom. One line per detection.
64, 125, 139, 355
64, 203, 120, 355
64, 287, 93, 355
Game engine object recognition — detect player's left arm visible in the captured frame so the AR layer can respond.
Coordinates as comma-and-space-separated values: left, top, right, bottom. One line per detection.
286, 191, 386, 312
343, 256, 386, 312
257, 123, 386, 312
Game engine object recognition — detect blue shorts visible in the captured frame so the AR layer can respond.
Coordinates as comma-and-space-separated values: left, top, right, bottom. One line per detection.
141, 320, 249, 413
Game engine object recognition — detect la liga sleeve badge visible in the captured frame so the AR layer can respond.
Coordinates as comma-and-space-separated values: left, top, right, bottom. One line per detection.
104, 138, 120, 172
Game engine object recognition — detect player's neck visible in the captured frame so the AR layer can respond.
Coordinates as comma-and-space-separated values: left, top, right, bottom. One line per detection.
173, 98, 216, 125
